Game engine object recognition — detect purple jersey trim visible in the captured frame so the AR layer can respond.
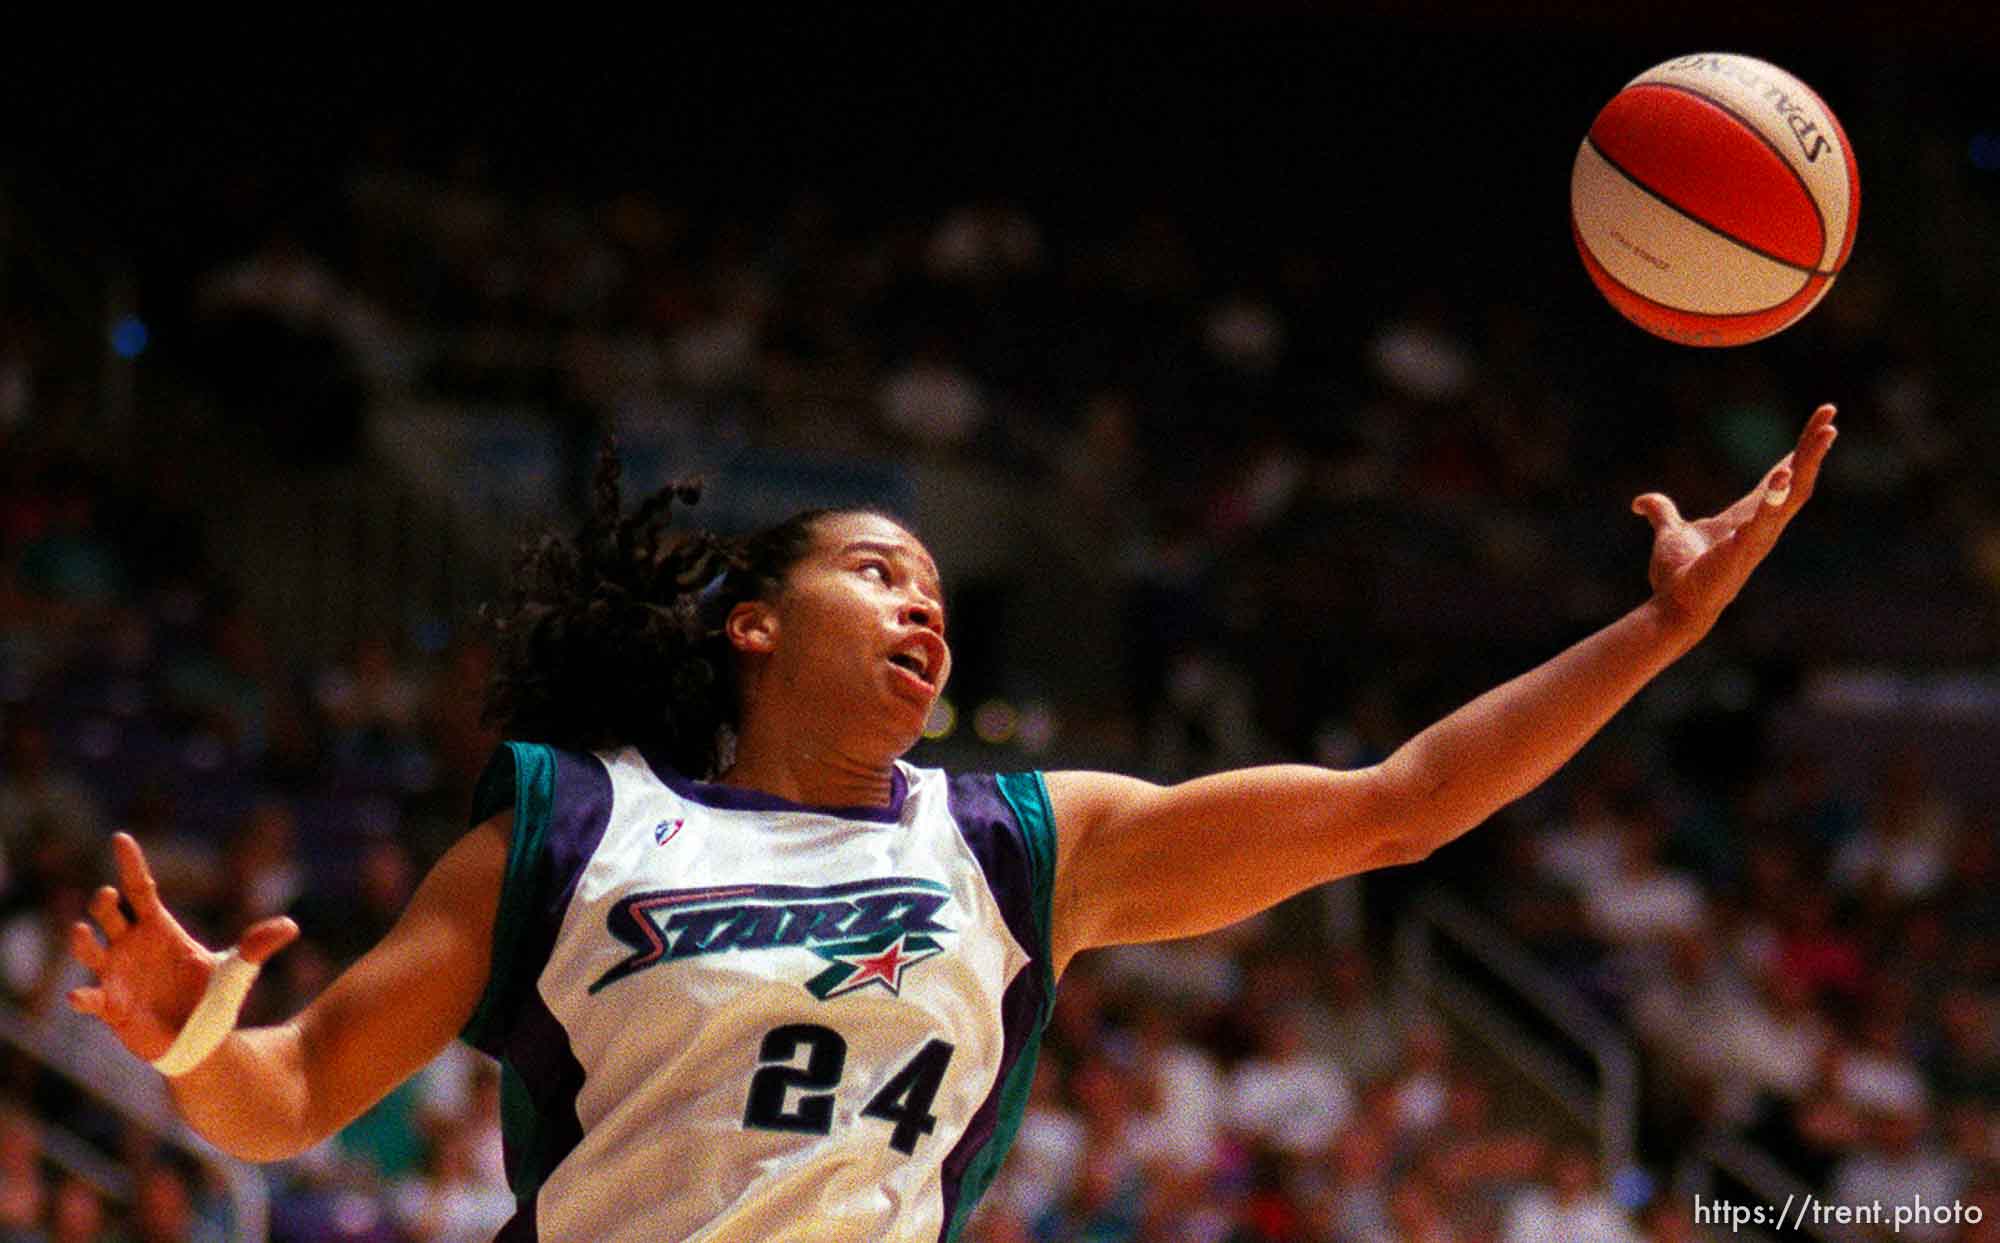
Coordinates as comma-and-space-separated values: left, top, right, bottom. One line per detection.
937, 772, 1055, 1239
940, 968, 1043, 1239
466, 743, 615, 1240
637, 747, 909, 823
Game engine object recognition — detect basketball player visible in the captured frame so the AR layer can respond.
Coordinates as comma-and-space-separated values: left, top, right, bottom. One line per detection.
67, 406, 1837, 1241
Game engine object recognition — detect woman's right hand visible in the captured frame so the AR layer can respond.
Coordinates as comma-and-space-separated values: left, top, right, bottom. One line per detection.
67, 833, 298, 1064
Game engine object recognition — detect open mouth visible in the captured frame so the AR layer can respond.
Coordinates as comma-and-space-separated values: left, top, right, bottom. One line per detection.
885, 634, 945, 694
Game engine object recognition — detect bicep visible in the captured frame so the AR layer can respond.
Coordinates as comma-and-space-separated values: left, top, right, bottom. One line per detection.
291, 813, 510, 1138
1044, 765, 1415, 972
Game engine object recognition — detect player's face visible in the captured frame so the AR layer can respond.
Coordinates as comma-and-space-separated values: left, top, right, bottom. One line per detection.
750, 512, 951, 751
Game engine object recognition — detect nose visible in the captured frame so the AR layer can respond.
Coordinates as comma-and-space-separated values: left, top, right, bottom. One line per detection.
900, 595, 943, 635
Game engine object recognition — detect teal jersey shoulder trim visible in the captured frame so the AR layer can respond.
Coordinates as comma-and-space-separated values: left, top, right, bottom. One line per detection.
946, 770, 1058, 1243
992, 770, 1058, 1016
460, 740, 557, 1051
459, 741, 562, 1204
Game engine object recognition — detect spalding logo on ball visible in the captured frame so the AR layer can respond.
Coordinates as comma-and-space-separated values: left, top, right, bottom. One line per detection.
1572, 53, 1860, 347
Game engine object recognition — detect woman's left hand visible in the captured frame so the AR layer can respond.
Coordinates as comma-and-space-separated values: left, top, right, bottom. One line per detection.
1632, 403, 1839, 636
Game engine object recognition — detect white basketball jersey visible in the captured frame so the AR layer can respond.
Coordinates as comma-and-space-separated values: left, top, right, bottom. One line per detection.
460, 742, 1058, 1243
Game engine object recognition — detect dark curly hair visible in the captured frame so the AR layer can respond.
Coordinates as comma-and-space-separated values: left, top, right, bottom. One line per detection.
481, 446, 879, 778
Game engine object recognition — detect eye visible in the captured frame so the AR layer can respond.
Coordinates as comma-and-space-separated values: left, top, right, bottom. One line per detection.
859, 559, 892, 583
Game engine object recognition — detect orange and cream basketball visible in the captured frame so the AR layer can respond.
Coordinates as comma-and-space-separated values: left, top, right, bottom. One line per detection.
1571, 53, 1860, 347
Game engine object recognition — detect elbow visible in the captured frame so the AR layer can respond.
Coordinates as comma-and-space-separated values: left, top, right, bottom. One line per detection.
1370, 827, 1441, 870
184, 1122, 316, 1166
225, 1138, 314, 1166
1359, 765, 1464, 870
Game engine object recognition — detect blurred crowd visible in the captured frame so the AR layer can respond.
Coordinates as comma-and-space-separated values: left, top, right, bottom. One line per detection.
1, 110, 1998, 1242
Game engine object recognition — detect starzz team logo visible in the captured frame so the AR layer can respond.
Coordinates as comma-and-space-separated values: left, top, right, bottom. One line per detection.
587, 877, 955, 1001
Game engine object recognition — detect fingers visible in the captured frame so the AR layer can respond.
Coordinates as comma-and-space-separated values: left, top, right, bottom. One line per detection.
1632, 492, 1684, 532
111, 833, 167, 922
88, 887, 130, 940
69, 922, 108, 974
1762, 465, 1795, 509
239, 916, 301, 967
1756, 406, 1839, 523
64, 985, 129, 1025
67, 985, 106, 1017
1728, 406, 1838, 562
1783, 404, 1838, 509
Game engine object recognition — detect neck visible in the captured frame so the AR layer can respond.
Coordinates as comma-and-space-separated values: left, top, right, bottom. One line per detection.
718, 719, 900, 810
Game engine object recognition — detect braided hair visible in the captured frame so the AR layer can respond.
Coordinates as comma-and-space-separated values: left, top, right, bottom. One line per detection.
482, 446, 873, 778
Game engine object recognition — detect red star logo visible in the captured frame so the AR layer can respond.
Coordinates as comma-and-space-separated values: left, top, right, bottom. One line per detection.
823, 934, 940, 998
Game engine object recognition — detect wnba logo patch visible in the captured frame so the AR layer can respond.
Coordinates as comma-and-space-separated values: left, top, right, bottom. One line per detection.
589, 877, 954, 999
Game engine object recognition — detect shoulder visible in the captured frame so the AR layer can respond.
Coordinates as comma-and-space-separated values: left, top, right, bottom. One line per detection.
476, 739, 620, 789
919, 766, 1057, 830
471, 740, 621, 851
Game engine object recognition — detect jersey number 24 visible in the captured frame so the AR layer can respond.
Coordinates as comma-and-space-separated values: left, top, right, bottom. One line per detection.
742, 1023, 957, 1155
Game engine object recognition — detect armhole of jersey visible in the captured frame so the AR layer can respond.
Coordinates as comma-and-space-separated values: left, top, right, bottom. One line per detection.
461, 740, 557, 1048
943, 770, 1059, 1243
992, 770, 1057, 1013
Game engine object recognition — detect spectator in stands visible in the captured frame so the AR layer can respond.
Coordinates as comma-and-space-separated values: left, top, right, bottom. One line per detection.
1965, 1184, 2000, 1243
1581, 807, 1706, 957
1124, 998, 1224, 1179
1714, 961, 1831, 1110
1227, 1002, 1353, 1157
1771, 889, 1868, 1009
1531, 773, 1630, 901
1942, 1100, 1999, 1190
0, 719, 102, 872
1387, 1170, 1465, 1243
1941, 826, 1999, 981
1499, 1146, 1642, 1243
128, 1156, 224, 1243
989, 1053, 1082, 1233
1036, 1056, 1145, 1243
1829, 1104, 1967, 1243
877, 342, 987, 452
1832, 1013, 1929, 1120
14, 473, 125, 613
302, 832, 416, 967
389, 1109, 512, 1243
1832, 747, 1959, 904
421, 638, 501, 810
1720, 836, 1803, 981
1317, 945, 1403, 1087
1317, 1121, 1397, 1243
1425, 1075, 1549, 1230
1638, 1199, 1697, 1243
47, 1172, 115, 1243
1746, 750, 1862, 858
214, 802, 304, 940
160, 604, 290, 769
0, 1105, 46, 1243
1931, 986, 2000, 1106
1630, 929, 1749, 1103
194, 230, 378, 465
1386, 1018, 1453, 1140
315, 636, 424, 762
0, 860, 87, 1016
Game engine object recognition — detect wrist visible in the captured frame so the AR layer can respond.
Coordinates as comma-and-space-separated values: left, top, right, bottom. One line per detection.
152, 949, 260, 1077
1637, 594, 1713, 658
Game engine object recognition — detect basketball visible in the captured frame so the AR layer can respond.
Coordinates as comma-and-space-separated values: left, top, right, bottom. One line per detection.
1571, 53, 1860, 347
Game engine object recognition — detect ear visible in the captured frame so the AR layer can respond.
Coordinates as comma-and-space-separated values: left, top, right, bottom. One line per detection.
724, 598, 779, 655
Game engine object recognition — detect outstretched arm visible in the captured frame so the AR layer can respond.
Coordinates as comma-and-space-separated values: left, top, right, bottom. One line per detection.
1044, 405, 1838, 976
69, 818, 508, 1161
